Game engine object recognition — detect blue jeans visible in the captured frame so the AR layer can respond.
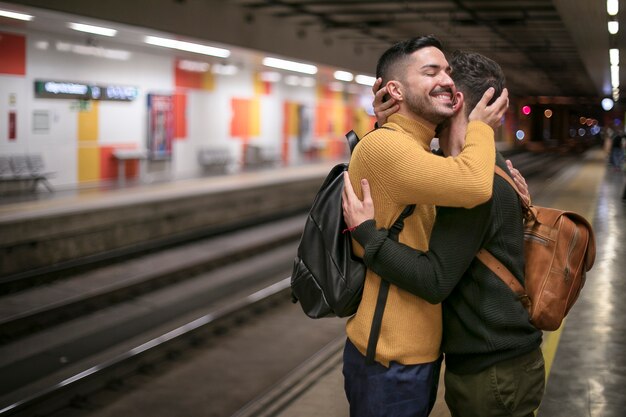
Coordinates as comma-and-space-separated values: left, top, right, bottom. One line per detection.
342, 338, 442, 417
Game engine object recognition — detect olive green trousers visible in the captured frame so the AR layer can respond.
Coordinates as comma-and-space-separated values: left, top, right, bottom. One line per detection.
444, 348, 545, 417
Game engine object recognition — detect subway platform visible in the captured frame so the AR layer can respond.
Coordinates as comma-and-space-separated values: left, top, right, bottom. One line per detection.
235, 149, 626, 417
1, 150, 624, 416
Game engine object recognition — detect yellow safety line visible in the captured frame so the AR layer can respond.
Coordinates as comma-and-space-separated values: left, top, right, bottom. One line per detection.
539, 150, 605, 381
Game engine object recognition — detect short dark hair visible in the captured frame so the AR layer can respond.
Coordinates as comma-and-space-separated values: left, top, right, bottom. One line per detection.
450, 50, 505, 114
376, 35, 443, 85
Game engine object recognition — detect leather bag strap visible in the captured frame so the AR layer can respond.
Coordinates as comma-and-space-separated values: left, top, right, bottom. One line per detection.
494, 165, 533, 219
476, 248, 531, 310
365, 204, 415, 365
475, 165, 532, 309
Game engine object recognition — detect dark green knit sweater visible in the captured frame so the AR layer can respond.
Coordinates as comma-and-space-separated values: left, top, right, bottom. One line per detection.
352, 153, 542, 374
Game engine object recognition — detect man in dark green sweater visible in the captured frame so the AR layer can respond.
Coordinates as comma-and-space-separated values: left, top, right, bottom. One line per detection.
342, 51, 544, 417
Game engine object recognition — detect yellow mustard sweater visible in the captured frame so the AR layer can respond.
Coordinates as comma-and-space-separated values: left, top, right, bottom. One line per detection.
347, 113, 495, 366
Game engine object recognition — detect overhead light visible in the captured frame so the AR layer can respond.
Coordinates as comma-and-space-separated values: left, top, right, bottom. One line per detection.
34, 40, 49, 50
611, 65, 620, 88
260, 71, 281, 83
300, 77, 316, 88
0, 9, 33, 21
602, 97, 613, 111
607, 0, 619, 16
55, 41, 131, 60
355, 74, 376, 86
329, 81, 345, 92
284, 75, 300, 86
262, 57, 317, 74
610, 48, 619, 66
608, 21, 619, 34
178, 60, 210, 72
334, 71, 354, 82
211, 63, 238, 75
68, 22, 117, 37
145, 36, 230, 58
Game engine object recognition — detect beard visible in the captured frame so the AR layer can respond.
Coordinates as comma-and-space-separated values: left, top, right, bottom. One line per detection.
404, 89, 454, 125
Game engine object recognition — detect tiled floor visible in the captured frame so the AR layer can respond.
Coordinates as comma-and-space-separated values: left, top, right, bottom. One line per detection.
538, 169, 626, 417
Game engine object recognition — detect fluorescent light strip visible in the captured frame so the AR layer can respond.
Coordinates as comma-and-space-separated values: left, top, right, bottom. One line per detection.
334, 70, 354, 82
355, 74, 376, 86
262, 57, 317, 75
178, 60, 210, 72
68, 22, 117, 37
610, 48, 619, 66
611, 65, 620, 88
260, 71, 281, 82
0, 9, 33, 21
607, 0, 619, 16
55, 41, 131, 60
212, 63, 238, 75
145, 36, 230, 58
608, 21, 619, 34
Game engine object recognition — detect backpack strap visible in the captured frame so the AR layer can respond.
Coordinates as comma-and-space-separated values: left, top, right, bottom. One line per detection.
365, 204, 416, 365
476, 165, 531, 310
476, 249, 531, 311
345, 130, 359, 154
494, 165, 534, 221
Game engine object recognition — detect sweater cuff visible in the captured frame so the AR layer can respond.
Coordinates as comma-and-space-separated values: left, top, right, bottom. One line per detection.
352, 220, 381, 247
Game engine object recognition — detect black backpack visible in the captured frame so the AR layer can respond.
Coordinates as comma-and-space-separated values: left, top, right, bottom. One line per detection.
290, 130, 364, 318
291, 130, 415, 320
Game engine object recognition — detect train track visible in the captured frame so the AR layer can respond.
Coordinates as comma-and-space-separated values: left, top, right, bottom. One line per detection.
0, 150, 583, 416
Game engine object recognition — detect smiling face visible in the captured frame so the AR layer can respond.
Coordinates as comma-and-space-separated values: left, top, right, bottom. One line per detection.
390, 46, 455, 125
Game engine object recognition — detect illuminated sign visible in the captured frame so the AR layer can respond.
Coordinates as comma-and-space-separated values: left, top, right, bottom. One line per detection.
34, 80, 138, 101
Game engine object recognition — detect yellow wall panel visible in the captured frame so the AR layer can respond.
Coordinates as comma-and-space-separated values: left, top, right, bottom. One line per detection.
78, 144, 100, 183
250, 97, 261, 136
77, 101, 99, 182
202, 72, 215, 91
78, 100, 99, 141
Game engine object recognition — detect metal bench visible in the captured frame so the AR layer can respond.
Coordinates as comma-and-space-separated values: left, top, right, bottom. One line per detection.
197, 147, 235, 175
243, 145, 281, 170
0, 155, 54, 193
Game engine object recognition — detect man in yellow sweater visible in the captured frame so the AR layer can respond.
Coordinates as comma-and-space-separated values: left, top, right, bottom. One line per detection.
343, 35, 509, 417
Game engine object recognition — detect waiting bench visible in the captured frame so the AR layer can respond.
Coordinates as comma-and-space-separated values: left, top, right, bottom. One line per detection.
0, 155, 54, 193
243, 145, 281, 170
197, 147, 236, 175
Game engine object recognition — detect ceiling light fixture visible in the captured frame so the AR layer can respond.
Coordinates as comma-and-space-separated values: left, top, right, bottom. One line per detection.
334, 71, 354, 82
355, 74, 376, 86
611, 65, 620, 88
262, 57, 317, 74
0, 9, 33, 21
607, 0, 619, 16
68, 22, 117, 37
145, 36, 230, 58
610, 48, 619, 66
608, 21, 619, 34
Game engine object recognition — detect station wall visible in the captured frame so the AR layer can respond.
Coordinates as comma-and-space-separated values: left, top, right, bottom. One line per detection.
0, 27, 376, 188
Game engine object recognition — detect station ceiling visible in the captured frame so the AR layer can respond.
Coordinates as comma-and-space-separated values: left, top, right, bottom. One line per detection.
236, 0, 621, 102
1, 0, 623, 105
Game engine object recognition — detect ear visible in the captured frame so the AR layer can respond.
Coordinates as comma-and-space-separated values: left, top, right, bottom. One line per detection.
386, 81, 403, 102
453, 91, 464, 113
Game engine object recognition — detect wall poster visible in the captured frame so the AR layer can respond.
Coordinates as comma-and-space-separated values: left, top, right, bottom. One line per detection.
147, 94, 174, 160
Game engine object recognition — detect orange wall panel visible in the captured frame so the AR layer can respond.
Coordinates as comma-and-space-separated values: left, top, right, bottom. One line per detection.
175, 65, 203, 89
0, 32, 26, 76
100, 144, 138, 180
231, 98, 250, 138
173, 92, 187, 139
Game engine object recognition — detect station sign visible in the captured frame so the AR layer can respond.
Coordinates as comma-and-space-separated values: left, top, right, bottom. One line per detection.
34, 80, 138, 101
